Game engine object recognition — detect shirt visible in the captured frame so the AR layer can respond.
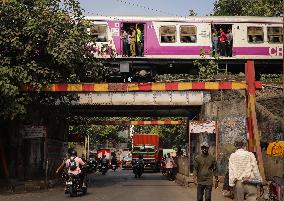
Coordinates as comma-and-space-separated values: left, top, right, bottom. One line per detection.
193, 154, 217, 185
229, 149, 262, 187
165, 157, 174, 168
66, 157, 85, 175
136, 29, 141, 43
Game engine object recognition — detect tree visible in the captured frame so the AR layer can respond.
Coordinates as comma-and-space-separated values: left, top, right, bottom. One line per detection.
213, 0, 282, 16
188, 9, 197, 16
0, 0, 105, 120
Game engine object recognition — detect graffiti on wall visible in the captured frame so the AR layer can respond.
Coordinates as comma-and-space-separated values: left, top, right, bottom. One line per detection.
220, 116, 247, 145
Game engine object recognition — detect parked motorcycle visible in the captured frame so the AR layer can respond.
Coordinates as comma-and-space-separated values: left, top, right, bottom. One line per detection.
65, 173, 87, 197
133, 161, 143, 178
268, 176, 284, 201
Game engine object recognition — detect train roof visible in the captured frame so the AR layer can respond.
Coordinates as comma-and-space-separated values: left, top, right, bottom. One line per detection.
85, 16, 282, 24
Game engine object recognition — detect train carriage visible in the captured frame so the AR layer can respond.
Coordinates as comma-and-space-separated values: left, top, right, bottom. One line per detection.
85, 16, 283, 81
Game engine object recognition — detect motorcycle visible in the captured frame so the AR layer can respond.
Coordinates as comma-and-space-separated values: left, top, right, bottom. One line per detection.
65, 173, 87, 197
268, 176, 284, 201
86, 159, 97, 173
111, 164, 117, 171
101, 162, 108, 175
133, 161, 143, 178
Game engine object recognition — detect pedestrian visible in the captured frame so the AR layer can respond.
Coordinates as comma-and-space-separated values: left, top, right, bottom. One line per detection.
229, 136, 263, 201
193, 142, 218, 201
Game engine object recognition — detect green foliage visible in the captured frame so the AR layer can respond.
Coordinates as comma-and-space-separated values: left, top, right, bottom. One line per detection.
213, 0, 282, 16
0, 0, 105, 119
188, 9, 197, 16
193, 49, 219, 80
131, 117, 187, 149
260, 74, 283, 83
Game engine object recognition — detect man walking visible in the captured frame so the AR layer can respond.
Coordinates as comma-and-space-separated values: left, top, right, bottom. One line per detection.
193, 142, 218, 201
229, 137, 262, 201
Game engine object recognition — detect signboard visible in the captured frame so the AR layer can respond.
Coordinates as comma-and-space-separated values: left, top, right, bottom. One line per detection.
21, 125, 46, 139
189, 121, 216, 133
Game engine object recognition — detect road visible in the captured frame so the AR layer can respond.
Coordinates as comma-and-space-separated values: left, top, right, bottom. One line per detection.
0, 169, 230, 201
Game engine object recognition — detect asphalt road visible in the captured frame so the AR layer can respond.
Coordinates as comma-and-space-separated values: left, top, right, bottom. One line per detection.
0, 169, 230, 201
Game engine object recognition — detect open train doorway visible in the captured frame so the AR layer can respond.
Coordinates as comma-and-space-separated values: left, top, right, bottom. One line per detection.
211, 24, 233, 57
121, 23, 145, 57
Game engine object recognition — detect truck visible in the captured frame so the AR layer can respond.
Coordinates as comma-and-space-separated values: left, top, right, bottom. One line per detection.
131, 134, 161, 172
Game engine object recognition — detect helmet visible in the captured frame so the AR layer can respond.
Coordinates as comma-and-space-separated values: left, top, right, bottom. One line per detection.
70, 150, 77, 156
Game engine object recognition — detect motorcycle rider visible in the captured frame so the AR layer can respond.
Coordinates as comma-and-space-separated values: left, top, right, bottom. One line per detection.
165, 153, 175, 181
65, 150, 86, 189
111, 154, 118, 170
134, 154, 144, 177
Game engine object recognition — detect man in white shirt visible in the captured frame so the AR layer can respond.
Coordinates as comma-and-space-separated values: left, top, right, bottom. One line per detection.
229, 137, 262, 201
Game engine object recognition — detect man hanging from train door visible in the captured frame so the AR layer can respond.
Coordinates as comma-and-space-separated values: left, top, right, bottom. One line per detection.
130, 26, 136, 57
136, 24, 143, 57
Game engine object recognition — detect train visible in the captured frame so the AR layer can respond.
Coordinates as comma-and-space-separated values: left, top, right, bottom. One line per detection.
84, 16, 283, 82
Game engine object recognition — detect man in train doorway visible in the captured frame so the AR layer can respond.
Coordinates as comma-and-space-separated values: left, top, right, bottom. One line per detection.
193, 142, 218, 201
219, 28, 227, 56
136, 25, 143, 57
226, 28, 233, 57
130, 26, 136, 57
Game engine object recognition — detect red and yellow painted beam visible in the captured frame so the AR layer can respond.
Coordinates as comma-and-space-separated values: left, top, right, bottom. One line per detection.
22, 81, 262, 92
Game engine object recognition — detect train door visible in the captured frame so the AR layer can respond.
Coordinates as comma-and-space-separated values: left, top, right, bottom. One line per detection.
211, 24, 233, 57
121, 23, 145, 57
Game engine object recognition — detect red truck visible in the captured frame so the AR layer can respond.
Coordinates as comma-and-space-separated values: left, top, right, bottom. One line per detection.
132, 134, 161, 172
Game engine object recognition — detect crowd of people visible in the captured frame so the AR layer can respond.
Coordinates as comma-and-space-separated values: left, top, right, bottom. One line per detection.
121, 24, 144, 57
193, 137, 262, 201
212, 27, 233, 57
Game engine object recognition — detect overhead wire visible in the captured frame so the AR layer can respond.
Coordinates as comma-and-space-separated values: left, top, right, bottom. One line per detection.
81, 0, 191, 19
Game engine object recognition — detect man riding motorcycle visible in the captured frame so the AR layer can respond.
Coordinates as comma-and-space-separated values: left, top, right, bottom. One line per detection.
65, 150, 86, 190
133, 154, 144, 178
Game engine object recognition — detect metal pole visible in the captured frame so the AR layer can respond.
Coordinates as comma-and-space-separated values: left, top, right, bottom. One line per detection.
87, 135, 90, 160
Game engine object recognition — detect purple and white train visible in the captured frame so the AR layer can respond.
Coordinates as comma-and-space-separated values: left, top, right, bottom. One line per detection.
85, 16, 283, 81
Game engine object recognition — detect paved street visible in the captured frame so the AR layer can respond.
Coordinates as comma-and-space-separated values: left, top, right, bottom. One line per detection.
0, 169, 231, 201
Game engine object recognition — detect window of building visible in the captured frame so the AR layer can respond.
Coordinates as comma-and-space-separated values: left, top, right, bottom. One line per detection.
267, 27, 283, 44
160, 26, 176, 43
247, 27, 264, 43
180, 25, 197, 43
90, 25, 107, 42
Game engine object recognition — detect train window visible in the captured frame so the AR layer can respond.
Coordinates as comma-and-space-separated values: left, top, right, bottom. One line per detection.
267, 27, 283, 43
90, 25, 107, 42
180, 26, 197, 43
160, 26, 176, 43
247, 27, 264, 43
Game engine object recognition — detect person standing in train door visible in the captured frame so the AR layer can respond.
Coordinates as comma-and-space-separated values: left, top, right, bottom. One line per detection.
121, 29, 129, 57
130, 26, 136, 57
136, 25, 143, 57
211, 29, 219, 56
219, 28, 227, 57
226, 28, 233, 57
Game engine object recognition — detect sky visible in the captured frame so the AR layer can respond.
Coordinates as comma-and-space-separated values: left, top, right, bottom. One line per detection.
78, 0, 216, 17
